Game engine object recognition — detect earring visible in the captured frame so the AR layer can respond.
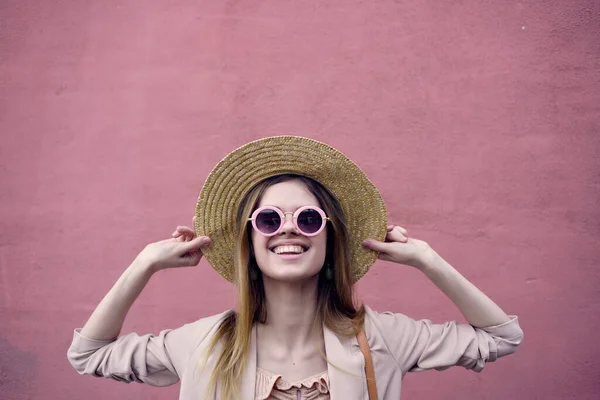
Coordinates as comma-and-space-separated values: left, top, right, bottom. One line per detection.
324, 263, 333, 280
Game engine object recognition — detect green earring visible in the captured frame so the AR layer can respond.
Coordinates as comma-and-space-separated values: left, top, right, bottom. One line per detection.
325, 263, 333, 280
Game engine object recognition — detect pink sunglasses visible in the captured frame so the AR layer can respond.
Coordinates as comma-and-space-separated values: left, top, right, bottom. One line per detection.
248, 206, 330, 237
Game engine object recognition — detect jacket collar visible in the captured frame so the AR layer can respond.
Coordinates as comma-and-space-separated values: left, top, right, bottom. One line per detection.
324, 324, 365, 400
240, 324, 258, 400
239, 323, 365, 399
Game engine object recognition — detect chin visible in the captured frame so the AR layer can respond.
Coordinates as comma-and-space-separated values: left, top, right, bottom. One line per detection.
260, 266, 322, 283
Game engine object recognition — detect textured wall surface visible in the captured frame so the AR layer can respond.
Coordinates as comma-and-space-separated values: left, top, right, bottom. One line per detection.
1, 1, 599, 399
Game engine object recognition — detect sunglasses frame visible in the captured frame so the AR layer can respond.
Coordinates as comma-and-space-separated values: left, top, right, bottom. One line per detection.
248, 205, 330, 237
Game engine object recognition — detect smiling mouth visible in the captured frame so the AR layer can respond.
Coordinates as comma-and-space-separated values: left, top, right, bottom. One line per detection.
270, 245, 308, 255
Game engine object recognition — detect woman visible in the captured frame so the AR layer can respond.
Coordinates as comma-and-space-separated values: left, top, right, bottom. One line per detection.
67, 136, 524, 399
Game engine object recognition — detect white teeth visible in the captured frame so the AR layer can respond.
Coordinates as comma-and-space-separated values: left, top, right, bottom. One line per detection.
273, 245, 305, 255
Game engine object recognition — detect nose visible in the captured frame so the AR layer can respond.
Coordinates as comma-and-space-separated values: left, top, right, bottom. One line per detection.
279, 212, 298, 235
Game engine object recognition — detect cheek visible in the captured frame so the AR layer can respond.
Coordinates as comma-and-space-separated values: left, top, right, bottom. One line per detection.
313, 233, 328, 262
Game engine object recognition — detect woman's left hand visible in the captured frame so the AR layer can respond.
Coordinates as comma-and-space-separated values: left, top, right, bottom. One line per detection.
362, 225, 433, 269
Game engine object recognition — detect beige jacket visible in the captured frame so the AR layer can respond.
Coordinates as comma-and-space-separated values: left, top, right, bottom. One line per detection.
67, 306, 524, 399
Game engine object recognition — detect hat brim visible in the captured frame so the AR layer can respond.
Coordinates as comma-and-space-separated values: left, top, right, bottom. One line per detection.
195, 136, 387, 283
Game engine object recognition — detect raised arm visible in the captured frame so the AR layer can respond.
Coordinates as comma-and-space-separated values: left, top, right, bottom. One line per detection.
363, 224, 514, 327
363, 225, 523, 373
80, 231, 210, 340
415, 248, 510, 327
67, 220, 211, 385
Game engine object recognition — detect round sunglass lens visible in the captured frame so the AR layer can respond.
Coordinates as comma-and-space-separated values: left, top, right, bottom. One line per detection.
255, 209, 281, 234
297, 209, 323, 234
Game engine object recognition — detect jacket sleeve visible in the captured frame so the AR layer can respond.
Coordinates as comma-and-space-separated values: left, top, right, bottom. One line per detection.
66, 311, 231, 386
371, 310, 524, 375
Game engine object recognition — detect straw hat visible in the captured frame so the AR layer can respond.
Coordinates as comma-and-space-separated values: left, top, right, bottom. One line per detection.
195, 136, 387, 283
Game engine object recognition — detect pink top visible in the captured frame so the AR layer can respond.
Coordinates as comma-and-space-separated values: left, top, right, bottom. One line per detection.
256, 368, 329, 400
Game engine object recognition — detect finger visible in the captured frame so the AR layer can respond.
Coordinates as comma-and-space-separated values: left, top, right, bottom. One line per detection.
387, 229, 408, 243
172, 230, 187, 238
175, 225, 195, 233
395, 226, 408, 235
362, 239, 394, 254
173, 227, 196, 244
175, 226, 196, 238
178, 236, 210, 266
181, 235, 211, 252
387, 225, 408, 236
192, 215, 197, 224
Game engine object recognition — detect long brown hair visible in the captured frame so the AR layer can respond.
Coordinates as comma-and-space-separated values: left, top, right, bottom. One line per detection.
204, 174, 365, 399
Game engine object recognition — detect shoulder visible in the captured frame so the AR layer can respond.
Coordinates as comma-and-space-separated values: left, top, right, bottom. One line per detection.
363, 304, 416, 334
164, 310, 234, 354
362, 304, 426, 372
168, 309, 234, 343
179, 309, 234, 331
164, 309, 234, 362
362, 305, 421, 355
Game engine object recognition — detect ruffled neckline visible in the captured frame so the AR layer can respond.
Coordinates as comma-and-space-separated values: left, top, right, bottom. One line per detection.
256, 367, 329, 399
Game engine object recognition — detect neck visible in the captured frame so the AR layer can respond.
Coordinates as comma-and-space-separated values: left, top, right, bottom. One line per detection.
259, 275, 321, 351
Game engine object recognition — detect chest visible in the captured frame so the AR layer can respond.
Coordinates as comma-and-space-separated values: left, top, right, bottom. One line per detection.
257, 343, 328, 382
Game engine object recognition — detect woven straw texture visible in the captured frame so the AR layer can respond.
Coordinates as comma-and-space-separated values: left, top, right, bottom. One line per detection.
195, 136, 387, 283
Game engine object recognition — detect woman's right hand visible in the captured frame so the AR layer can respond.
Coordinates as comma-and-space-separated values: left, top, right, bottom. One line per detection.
137, 216, 211, 272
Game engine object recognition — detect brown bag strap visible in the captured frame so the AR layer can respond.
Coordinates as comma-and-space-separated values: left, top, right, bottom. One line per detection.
357, 329, 378, 400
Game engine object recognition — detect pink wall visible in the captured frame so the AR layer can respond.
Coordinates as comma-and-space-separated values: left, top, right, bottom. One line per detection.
1, 1, 599, 399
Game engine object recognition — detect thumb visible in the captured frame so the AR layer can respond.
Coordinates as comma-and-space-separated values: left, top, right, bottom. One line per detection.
362, 239, 392, 254
181, 235, 211, 252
